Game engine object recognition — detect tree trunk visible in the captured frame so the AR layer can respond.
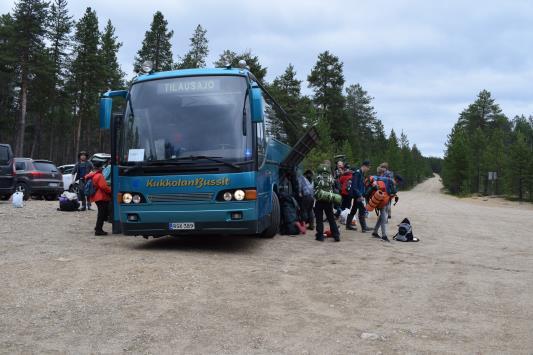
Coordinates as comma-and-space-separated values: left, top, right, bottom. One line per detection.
16, 74, 28, 156
31, 113, 43, 158
75, 114, 82, 159
48, 119, 55, 161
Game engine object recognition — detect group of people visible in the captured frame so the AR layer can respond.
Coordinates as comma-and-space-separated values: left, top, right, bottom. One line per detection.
73, 151, 111, 236
296, 159, 402, 242
74, 149, 403, 239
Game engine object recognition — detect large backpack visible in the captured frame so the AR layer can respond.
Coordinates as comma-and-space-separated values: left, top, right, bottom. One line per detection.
83, 177, 96, 197
279, 192, 301, 235
58, 195, 80, 211
393, 218, 419, 242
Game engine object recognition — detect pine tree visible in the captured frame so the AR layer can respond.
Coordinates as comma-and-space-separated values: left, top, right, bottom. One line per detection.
0, 14, 17, 143
507, 131, 530, 200
213, 49, 267, 81
45, 0, 73, 161
11, 0, 49, 156
269, 64, 305, 144
307, 51, 347, 146
69, 7, 101, 158
134, 11, 173, 72
345, 83, 378, 158
176, 24, 208, 69
100, 19, 124, 89
443, 124, 470, 194
385, 129, 401, 171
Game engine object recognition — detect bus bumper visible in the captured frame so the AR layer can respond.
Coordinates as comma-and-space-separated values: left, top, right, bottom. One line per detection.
119, 201, 266, 236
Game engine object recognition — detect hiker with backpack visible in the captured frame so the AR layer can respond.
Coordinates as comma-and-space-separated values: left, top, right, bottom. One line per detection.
298, 169, 315, 230
84, 161, 111, 236
346, 160, 372, 232
367, 168, 400, 242
313, 163, 341, 242
73, 151, 93, 211
339, 164, 353, 210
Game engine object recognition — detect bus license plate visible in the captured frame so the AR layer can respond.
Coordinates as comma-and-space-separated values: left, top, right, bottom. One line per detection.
169, 222, 195, 230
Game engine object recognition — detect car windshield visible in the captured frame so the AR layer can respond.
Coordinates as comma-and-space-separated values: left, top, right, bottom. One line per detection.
34, 162, 58, 172
119, 75, 252, 164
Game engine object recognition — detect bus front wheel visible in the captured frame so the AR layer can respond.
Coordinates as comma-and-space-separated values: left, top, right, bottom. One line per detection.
261, 192, 280, 238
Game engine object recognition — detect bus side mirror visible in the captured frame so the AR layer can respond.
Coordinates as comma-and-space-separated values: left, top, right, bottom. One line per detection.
251, 87, 263, 123
99, 98, 112, 129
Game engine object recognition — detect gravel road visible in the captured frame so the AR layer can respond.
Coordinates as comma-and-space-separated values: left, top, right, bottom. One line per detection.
0, 176, 532, 354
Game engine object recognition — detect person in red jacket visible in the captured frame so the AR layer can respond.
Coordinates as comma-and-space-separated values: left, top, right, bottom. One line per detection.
339, 165, 353, 211
85, 161, 111, 236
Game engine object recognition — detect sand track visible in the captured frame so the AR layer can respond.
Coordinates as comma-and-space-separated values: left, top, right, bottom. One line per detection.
0, 175, 531, 353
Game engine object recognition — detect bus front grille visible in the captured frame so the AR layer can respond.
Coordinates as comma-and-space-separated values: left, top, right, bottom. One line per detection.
148, 192, 214, 203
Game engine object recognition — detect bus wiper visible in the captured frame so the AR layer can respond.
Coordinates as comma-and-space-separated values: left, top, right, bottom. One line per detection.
171, 155, 241, 170
242, 87, 249, 136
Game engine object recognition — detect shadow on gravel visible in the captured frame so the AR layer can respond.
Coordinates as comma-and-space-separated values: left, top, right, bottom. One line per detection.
133, 234, 263, 254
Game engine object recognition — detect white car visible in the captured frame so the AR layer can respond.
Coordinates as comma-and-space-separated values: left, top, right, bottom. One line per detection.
57, 164, 77, 192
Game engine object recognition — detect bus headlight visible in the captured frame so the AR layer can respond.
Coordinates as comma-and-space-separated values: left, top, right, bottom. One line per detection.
132, 194, 142, 204
234, 189, 245, 201
123, 193, 133, 204
223, 191, 233, 201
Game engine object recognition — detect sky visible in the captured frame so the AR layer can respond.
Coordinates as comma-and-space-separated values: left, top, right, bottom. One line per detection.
3, 0, 533, 157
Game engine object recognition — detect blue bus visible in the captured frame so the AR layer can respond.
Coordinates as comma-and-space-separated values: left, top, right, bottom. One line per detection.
100, 63, 318, 238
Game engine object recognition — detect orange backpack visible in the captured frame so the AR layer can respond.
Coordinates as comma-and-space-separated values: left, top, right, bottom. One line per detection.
366, 179, 390, 211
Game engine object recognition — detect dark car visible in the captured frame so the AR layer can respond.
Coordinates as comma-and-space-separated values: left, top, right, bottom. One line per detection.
14, 158, 64, 200
0, 144, 15, 200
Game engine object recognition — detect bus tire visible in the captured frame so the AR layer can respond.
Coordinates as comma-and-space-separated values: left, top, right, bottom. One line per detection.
261, 192, 280, 238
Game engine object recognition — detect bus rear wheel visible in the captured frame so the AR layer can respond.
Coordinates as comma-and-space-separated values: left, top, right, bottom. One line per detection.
261, 192, 280, 238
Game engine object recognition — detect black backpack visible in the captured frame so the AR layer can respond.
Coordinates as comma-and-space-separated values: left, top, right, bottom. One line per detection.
279, 192, 301, 235
393, 218, 419, 242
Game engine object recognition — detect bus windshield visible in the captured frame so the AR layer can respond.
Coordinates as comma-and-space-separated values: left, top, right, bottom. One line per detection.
120, 75, 252, 164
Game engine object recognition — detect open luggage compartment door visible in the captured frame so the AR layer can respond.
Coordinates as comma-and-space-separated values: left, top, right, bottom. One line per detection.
280, 125, 320, 170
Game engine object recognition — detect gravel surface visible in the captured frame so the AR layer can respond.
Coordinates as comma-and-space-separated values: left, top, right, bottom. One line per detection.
0, 176, 532, 354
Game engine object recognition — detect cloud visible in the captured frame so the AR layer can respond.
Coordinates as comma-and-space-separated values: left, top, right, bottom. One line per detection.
2, 0, 532, 157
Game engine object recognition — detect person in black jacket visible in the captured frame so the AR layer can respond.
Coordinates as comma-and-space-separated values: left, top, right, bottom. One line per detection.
346, 160, 371, 232
72, 151, 93, 211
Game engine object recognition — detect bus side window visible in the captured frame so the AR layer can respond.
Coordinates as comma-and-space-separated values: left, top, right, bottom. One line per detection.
256, 121, 266, 165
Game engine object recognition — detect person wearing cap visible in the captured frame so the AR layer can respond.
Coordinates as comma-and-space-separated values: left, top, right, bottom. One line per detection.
72, 151, 93, 211
346, 160, 372, 232
85, 160, 112, 236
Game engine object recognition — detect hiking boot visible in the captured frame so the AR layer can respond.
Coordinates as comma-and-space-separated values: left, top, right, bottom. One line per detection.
371, 232, 381, 239
381, 235, 390, 242
346, 225, 357, 231
95, 230, 108, 236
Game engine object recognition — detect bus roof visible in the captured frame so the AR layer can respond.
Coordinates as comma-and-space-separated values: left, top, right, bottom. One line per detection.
133, 68, 248, 83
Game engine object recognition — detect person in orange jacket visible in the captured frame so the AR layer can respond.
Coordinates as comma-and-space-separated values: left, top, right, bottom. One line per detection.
85, 160, 112, 236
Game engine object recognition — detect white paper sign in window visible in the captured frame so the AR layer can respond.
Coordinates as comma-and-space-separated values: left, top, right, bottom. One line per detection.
128, 149, 145, 162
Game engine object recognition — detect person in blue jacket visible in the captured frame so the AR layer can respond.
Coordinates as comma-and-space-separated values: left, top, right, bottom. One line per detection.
346, 160, 372, 232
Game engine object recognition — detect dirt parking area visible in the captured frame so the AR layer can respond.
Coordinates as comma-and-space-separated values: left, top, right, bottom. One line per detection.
0, 176, 532, 354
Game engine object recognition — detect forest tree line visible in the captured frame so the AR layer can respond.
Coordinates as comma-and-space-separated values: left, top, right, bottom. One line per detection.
442, 90, 533, 201
1, 0, 437, 189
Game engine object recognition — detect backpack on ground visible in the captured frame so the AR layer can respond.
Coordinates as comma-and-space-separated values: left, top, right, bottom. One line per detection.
393, 218, 419, 242
279, 192, 302, 235
58, 194, 80, 211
